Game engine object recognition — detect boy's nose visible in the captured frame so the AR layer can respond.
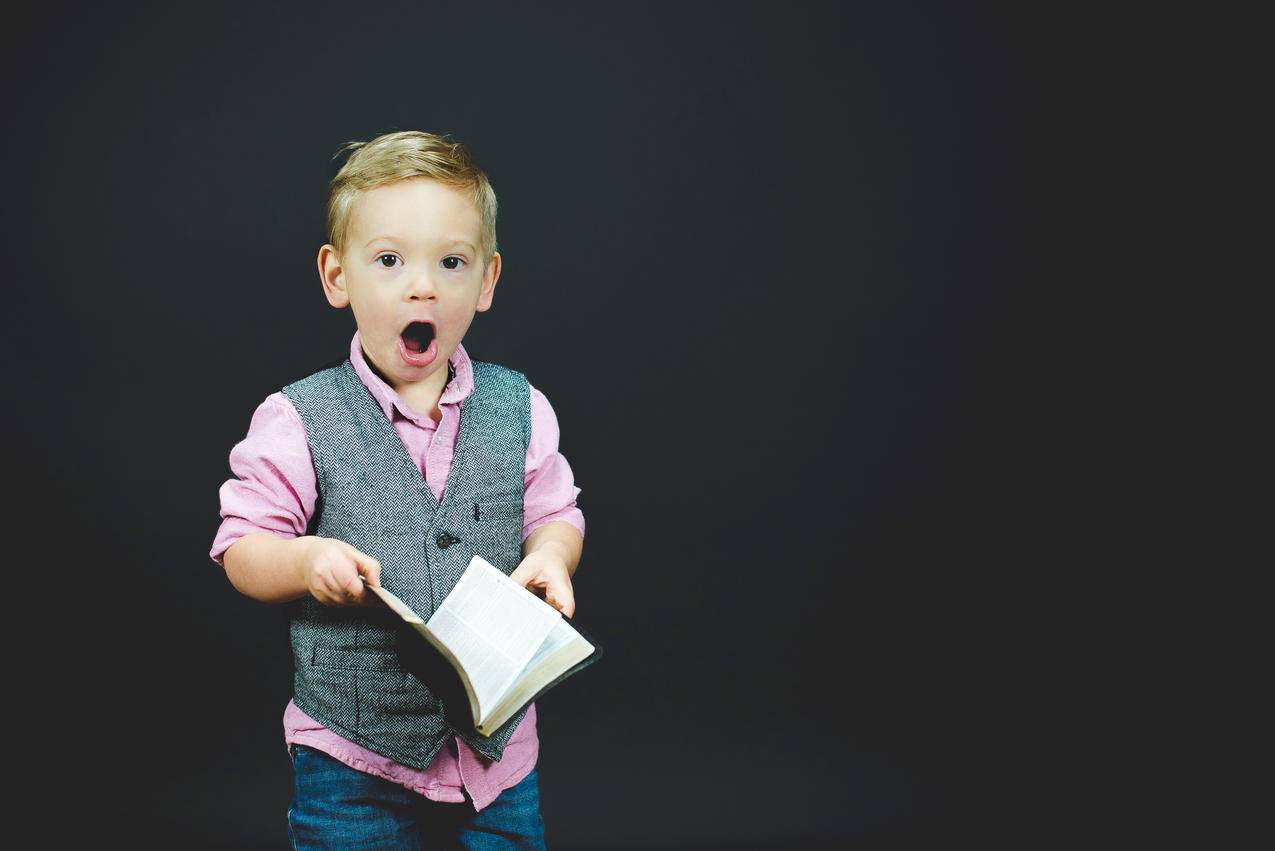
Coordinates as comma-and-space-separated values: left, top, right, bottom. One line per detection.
406, 271, 437, 300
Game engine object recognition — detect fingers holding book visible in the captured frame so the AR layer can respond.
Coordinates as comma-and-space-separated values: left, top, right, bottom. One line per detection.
509, 550, 576, 618
297, 536, 384, 607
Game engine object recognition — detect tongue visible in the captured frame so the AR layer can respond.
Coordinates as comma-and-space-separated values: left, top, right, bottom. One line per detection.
402, 323, 433, 353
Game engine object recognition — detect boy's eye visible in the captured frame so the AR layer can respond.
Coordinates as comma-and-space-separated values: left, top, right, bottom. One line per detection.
376, 254, 400, 268
441, 256, 465, 270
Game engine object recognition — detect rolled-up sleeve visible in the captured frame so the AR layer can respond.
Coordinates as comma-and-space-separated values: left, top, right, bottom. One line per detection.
522, 385, 585, 542
209, 393, 318, 566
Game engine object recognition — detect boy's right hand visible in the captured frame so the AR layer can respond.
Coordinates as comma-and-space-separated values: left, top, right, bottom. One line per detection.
296, 536, 382, 607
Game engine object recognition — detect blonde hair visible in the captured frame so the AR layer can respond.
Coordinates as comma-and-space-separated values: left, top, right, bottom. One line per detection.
326, 130, 498, 263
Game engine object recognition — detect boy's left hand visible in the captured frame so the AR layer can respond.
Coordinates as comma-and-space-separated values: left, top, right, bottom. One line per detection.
509, 551, 575, 618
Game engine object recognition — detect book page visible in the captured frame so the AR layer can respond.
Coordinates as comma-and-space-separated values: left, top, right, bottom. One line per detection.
481, 618, 595, 735
425, 557, 561, 724
520, 617, 584, 675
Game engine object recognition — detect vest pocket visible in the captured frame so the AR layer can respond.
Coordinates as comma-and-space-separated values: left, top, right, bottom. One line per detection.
474, 499, 523, 523
311, 645, 402, 671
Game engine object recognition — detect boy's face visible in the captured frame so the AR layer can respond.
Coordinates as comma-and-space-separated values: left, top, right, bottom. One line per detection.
318, 178, 499, 398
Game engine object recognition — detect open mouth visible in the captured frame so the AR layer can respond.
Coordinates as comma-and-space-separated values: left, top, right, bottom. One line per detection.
401, 321, 435, 353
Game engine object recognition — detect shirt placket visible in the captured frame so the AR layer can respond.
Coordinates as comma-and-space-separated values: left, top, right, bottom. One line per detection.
425, 405, 454, 500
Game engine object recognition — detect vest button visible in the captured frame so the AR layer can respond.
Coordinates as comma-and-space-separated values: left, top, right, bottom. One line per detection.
436, 532, 460, 549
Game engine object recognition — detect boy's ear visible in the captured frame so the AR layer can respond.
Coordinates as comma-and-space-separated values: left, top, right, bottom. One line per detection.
318, 245, 349, 308
476, 251, 501, 313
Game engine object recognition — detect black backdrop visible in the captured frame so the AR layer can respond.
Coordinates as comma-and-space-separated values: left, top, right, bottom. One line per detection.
5, 1, 1043, 847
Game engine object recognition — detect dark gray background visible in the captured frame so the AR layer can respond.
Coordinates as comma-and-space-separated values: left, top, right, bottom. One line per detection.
6, 1, 1048, 847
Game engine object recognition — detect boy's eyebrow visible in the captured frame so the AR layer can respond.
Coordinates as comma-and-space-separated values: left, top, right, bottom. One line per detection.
364, 235, 478, 251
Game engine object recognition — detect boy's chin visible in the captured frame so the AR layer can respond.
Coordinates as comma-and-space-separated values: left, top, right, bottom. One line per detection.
361, 337, 438, 386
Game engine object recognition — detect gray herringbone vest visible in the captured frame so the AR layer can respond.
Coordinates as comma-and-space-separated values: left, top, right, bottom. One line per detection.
280, 357, 531, 768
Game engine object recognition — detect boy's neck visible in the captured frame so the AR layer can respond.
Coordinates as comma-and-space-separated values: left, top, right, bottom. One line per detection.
398, 362, 454, 424
361, 346, 455, 425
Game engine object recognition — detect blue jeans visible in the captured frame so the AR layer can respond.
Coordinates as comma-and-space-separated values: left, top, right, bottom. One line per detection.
287, 745, 547, 850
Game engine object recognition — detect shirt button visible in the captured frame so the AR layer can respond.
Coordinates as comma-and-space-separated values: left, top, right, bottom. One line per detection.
435, 434, 444, 444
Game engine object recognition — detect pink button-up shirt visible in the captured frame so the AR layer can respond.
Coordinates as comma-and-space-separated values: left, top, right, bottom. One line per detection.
211, 331, 585, 810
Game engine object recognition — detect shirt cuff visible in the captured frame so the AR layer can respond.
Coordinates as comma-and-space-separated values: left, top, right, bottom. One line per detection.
522, 507, 585, 543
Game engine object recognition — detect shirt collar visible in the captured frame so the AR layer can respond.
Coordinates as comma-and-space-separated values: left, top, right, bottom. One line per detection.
349, 330, 475, 424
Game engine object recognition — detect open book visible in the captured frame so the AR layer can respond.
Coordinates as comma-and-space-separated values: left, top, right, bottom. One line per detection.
366, 555, 600, 736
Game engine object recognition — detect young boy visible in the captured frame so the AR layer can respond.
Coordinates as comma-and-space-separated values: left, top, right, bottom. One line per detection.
210, 130, 585, 849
